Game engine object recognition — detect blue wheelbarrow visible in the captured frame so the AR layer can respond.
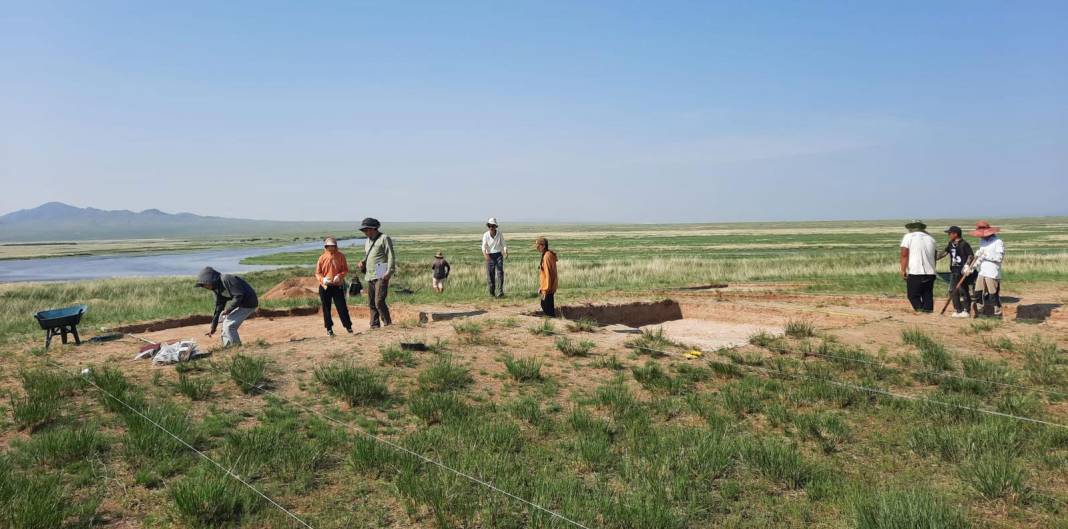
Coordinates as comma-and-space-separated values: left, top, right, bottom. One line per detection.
34, 304, 88, 350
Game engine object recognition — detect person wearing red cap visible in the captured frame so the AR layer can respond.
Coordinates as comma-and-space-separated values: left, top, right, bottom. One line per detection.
969, 221, 1004, 317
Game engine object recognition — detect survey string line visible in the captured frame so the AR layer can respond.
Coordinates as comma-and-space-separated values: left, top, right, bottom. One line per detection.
50, 360, 316, 529
790, 346, 1068, 398
206, 360, 595, 529
635, 345, 1068, 430
45, 361, 313, 529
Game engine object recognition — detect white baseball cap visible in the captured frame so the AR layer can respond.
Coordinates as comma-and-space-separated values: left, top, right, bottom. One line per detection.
486, 217, 498, 226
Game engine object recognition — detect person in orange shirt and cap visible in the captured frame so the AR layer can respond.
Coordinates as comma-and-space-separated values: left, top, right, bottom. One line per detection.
535, 236, 558, 317
316, 237, 353, 336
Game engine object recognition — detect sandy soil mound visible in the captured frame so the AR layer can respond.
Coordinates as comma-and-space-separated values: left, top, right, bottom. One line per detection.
263, 277, 320, 300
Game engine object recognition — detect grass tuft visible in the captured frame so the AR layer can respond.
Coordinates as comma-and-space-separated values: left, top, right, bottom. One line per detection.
176, 374, 213, 401
1019, 335, 1064, 385
529, 319, 556, 336
566, 317, 599, 332
784, 319, 817, 338
852, 487, 968, 529
409, 391, 471, 424
315, 363, 389, 406
379, 344, 416, 367
627, 327, 675, 353
502, 355, 543, 382
555, 337, 595, 357
227, 354, 268, 394
417, 356, 472, 392
901, 329, 953, 371
740, 436, 814, 489
960, 453, 1030, 501
171, 465, 261, 529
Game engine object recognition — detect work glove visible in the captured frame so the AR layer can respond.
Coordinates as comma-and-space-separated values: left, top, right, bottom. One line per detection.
332, 275, 340, 283
322, 277, 331, 287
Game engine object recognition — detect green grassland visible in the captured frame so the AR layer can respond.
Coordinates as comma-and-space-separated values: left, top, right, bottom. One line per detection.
244, 217, 1068, 298
3, 319, 1067, 528
2, 218, 1066, 339
2, 218, 1068, 528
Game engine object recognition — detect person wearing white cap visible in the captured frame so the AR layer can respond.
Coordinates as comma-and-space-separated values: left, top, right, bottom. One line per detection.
316, 236, 352, 336
481, 217, 508, 298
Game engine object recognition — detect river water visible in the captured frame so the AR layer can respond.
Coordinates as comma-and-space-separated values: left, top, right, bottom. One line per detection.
0, 238, 363, 283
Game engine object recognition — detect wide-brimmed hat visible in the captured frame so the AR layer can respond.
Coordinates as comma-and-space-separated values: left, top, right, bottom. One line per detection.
486, 217, 498, 227
435, 251, 444, 258
358, 217, 381, 231
905, 219, 927, 231
323, 237, 338, 247
969, 220, 1000, 238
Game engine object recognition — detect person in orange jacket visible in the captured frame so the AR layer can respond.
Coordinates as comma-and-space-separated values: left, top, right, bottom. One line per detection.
535, 236, 558, 317
316, 237, 353, 336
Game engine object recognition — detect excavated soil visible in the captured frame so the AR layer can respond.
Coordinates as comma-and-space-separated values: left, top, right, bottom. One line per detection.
262, 277, 321, 300
560, 300, 683, 327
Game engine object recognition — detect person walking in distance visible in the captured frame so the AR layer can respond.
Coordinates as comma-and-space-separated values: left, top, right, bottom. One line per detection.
195, 267, 259, 347
969, 220, 1005, 317
357, 218, 396, 328
482, 217, 507, 298
936, 226, 976, 318
431, 251, 450, 294
316, 237, 353, 336
899, 220, 937, 312
536, 237, 558, 317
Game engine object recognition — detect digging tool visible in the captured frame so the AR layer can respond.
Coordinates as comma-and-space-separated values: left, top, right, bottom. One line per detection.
940, 257, 976, 316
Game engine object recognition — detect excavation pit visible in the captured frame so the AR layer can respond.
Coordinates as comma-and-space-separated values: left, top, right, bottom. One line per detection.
560, 300, 781, 351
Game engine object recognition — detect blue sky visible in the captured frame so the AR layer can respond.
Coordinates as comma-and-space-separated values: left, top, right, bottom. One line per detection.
2, 1, 1065, 222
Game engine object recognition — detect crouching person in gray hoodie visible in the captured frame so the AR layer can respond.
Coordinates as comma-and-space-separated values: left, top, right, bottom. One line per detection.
195, 267, 259, 347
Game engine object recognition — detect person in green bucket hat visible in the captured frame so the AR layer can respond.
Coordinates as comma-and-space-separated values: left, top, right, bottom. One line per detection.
899, 220, 937, 312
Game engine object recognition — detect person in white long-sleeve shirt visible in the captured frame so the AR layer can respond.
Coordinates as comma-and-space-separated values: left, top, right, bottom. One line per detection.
968, 220, 1004, 317
481, 217, 508, 297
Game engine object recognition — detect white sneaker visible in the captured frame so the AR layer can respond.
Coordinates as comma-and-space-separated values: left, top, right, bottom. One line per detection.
955, 311, 970, 318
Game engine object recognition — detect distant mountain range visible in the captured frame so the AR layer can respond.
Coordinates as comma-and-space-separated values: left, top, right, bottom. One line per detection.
0, 202, 354, 242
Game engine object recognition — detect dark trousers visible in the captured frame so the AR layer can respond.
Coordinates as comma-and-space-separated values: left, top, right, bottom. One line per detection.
319, 285, 352, 331
948, 270, 975, 313
486, 252, 504, 297
367, 279, 391, 328
540, 292, 556, 317
906, 274, 936, 312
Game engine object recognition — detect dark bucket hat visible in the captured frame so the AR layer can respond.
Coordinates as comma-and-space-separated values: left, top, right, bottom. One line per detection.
358, 217, 381, 231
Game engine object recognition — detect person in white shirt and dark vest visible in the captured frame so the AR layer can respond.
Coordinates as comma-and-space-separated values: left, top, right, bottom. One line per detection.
899, 220, 937, 312
481, 217, 508, 298
969, 220, 1005, 317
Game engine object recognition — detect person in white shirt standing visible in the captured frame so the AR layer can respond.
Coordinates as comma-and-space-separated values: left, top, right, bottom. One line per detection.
899, 220, 938, 312
482, 217, 508, 298
968, 220, 1004, 317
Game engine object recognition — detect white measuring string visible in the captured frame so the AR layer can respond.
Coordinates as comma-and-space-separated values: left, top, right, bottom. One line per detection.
636, 345, 1068, 430
215, 363, 595, 529
791, 345, 1068, 399
710, 355, 1068, 431
62, 361, 315, 529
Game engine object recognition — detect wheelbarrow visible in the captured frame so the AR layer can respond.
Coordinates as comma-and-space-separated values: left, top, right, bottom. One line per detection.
34, 304, 88, 350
